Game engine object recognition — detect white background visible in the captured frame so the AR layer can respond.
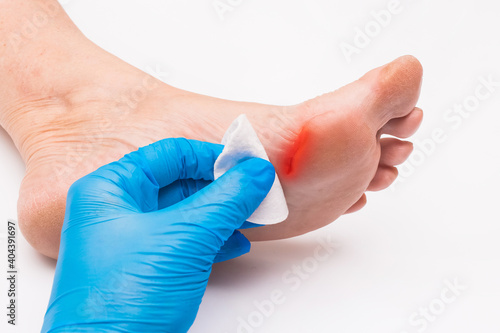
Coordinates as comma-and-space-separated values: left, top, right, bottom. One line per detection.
1, 0, 500, 332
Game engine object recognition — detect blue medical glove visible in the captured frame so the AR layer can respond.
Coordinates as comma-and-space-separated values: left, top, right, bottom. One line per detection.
41, 138, 275, 333
157, 177, 264, 263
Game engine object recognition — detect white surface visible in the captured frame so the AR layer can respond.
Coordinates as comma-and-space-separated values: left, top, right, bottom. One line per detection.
214, 114, 288, 225
1, 0, 500, 332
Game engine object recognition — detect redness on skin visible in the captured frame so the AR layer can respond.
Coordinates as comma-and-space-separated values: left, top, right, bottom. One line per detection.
282, 123, 311, 179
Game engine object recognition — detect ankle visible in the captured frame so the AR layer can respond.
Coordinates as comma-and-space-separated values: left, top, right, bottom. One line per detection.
0, 0, 85, 147
0, 0, 80, 56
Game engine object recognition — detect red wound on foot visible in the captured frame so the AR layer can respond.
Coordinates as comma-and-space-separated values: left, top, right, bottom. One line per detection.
282, 124, 311, 179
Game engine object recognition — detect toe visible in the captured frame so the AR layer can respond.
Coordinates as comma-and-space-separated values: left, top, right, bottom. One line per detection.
345, 193, 367, 214
380, 107, 423, 138
367, 165, 398, 191
364, 55, 423, 129
379, 138, 413, 166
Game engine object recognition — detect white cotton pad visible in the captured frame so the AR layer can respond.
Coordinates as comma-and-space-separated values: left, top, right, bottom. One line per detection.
214, 114, 289, 225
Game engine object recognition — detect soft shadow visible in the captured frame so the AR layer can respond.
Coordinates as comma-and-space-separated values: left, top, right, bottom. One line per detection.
34, 250, 58, 270
0, 126, 23, 166
209, 234, 341, 287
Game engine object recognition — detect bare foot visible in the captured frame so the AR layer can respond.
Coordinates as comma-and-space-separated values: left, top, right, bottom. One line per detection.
0, 1, 422, 258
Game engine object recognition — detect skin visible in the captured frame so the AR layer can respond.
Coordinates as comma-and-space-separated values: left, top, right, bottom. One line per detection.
0, 0, 423, 259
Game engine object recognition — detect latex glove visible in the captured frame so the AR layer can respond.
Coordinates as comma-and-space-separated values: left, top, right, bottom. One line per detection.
41, 138, 275, 333
157, 173, 264, 263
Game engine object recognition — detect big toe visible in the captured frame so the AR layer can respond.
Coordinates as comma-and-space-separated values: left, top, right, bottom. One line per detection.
363, 55, 423, 129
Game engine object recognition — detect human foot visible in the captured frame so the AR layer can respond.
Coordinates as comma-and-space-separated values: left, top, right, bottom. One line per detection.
244, 55, 423, 241
0, 2, 422, 258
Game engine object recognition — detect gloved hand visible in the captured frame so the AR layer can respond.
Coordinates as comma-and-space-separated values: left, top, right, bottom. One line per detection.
41, 138, 275, 333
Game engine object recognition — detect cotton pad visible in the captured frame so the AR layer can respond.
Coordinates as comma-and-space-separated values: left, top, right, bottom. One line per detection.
214, 114, 289, 225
